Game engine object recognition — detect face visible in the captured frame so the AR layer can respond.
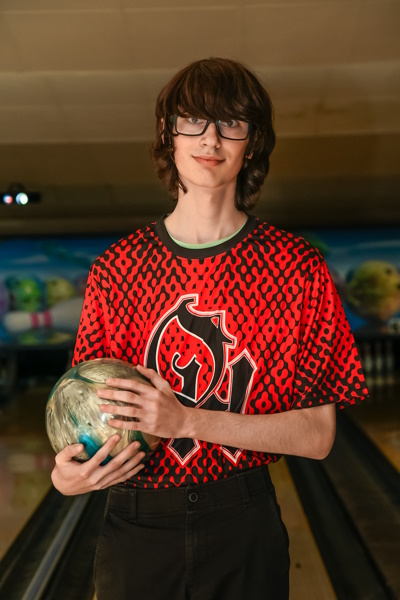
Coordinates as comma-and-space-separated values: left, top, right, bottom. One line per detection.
167, 118, 251, 194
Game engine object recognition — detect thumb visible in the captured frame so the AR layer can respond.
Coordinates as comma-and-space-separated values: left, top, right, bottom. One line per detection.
56, 443, 85, 462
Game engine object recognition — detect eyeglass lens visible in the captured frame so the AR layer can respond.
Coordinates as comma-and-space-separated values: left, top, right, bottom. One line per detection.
175, 116, 249, 140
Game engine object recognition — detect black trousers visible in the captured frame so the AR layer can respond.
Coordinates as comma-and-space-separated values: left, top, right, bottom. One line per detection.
94, 466, 290, 600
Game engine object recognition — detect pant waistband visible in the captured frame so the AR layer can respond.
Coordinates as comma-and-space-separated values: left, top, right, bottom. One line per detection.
107, 465, 274, 517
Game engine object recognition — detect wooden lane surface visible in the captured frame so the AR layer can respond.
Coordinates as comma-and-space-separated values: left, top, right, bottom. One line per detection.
270, 459, 336, 600
349, 383, 400, 472
0, 383, 54, 560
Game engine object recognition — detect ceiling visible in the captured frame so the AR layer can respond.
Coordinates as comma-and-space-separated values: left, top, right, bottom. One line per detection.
0, 0, 399, 233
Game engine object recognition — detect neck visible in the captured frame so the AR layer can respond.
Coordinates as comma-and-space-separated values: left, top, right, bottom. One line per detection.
164, 185, 247, 245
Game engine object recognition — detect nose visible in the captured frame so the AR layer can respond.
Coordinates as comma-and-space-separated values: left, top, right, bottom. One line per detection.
200, 122, 221, 147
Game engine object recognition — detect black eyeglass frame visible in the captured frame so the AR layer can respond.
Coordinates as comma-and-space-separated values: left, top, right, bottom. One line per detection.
169, 115, 252, 141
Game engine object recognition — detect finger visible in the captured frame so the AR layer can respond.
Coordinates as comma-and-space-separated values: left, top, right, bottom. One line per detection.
107, 440, 142, 466
107, 417, 141, 431
136, 365, 168, 390
112, 450, 145, 472
99, 403, 140, 419
99, 454, 146, 488
100, 464, 145, 489
86, 434, 122, 469
97, 388, 143, 404
95, 440, 142, 479
56, 443, 85, 463
104, 377, 151, 395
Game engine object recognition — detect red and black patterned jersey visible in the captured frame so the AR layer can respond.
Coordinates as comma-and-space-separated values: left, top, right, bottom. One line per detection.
73, 215, 368, 488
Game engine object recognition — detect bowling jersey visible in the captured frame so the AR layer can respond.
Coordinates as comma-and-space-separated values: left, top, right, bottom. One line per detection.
72, 215, 368, 488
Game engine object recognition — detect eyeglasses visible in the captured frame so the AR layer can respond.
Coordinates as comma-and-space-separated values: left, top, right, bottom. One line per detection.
170, 115, 251, 141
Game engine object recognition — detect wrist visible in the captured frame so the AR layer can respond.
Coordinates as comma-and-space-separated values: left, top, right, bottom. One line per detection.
181, 405, 197, 439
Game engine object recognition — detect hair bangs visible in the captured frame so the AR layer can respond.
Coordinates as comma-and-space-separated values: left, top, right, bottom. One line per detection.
166, 62, 255, 123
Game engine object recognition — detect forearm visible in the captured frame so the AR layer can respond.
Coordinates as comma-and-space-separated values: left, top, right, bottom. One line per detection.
99, 368, 337, 460
183, 403, 336, 460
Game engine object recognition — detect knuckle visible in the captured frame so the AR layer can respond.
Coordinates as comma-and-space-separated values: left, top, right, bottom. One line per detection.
79, 466, 90, 479
87, 475, 97, 487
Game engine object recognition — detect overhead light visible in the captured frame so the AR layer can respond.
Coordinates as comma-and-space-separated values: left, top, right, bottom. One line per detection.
3, 194, 13, 205
1, 183, 41, 206
16, 192, 29, 205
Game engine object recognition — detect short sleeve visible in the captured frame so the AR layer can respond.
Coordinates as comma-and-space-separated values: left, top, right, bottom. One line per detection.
292, 256, 369, 410
72, 265, 110, 366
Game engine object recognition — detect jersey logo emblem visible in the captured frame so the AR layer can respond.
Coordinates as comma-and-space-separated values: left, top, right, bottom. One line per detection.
144, 294, 256, 465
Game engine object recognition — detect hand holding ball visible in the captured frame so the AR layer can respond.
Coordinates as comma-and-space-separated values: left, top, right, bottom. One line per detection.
45, 358, 160, 463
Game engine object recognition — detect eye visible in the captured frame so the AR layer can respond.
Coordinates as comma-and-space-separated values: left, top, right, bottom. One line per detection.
187, 117, 206, 125
220, 119, 240, 128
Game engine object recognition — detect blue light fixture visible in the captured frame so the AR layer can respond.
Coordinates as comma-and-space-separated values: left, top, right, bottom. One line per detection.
1, 183, 41, 206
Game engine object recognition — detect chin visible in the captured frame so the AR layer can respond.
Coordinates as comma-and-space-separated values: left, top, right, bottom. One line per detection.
191, 179, 229, 192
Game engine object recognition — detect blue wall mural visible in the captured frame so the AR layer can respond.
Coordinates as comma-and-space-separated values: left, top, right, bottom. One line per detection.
0, 228, 399, 348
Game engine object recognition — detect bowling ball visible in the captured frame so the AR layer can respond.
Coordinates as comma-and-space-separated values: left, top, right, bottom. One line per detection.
45, 358, 160, 463
6, 276, 44, 312
46, 277, 76, 307
346, 261, 400, 324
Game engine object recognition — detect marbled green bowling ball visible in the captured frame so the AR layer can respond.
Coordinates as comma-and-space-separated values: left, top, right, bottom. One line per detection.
6, 276, 44, 312
346, 260, 400, 323
46, 277, 76, 307
46, 358, 160, 463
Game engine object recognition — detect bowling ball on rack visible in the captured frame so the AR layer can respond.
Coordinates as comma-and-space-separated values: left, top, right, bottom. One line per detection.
45, 358, 160, 463
6, 276, 44, 312
346, 260, 400, 324
46, 277, 76, 307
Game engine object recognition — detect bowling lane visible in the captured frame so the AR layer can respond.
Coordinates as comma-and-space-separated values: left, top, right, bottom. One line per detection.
348, 381, 400, 473
0, 383, 54, 560
270, 460, 336, 600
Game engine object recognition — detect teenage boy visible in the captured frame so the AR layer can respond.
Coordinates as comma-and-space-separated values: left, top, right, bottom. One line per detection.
52, 58, 368, 600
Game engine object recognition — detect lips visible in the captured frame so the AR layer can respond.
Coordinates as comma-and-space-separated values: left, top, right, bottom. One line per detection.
193, 156, 224, 166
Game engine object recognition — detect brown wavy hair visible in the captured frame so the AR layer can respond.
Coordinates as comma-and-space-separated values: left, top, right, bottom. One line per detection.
150, 57, 276, 211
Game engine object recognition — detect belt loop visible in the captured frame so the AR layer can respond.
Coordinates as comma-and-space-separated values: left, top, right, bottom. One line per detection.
238, 472, 252, 508
128, 488, 137, 523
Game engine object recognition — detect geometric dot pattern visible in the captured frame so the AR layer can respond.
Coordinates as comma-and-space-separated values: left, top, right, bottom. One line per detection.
73, 216, 368, 488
